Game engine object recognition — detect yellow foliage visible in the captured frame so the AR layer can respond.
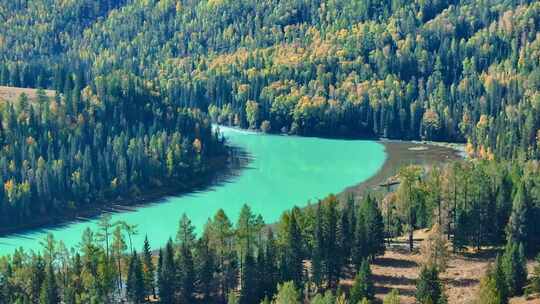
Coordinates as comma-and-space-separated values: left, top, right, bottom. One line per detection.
476, 115, 489, 129
193, 138, 202, 153
465, 141, 475, 158
4, 180, 14, 195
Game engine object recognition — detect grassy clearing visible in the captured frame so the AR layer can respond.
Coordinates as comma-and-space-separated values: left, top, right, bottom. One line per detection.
339, 229, 539, 303
0, 85, 55, 103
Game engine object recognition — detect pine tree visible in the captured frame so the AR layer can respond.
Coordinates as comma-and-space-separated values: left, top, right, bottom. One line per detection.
262, 230, 278, 300
502, 241, 527, 296
492, 255, 509, 303
284, 209, 304, 288
476, 258, 507, 304
312, 202, 324, 289
240, 253, 258, 304
352, 209, 368, 268
30, 255, 46, 303
142, 236, 155, 299
506, 183, 531, 250
383, 289, 400, 304
228, 291, 240, 304
273, 281, 301, 304
476, 274, 502, 304
360, 195, 386, 258
177, 213, 196, 302
324, 197, 340, 288
158, 239, 176, 304
311, 291, 330, 304
39, 263, 60, 304
178, 240, 195, 302
350, 260, 374, 303
196, 235, 215, 301
415, 265, 447, 304
126, 251, 145, 304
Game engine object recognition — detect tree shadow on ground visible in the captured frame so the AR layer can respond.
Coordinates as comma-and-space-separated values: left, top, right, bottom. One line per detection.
374, 257, 418, 268
443, 277, 479, 287
375, 285, 416, 297
372, 273, 417, 286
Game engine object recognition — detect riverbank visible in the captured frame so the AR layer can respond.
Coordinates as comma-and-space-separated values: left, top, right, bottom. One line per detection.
337, 139, 463, 202
0, 147, 248, 237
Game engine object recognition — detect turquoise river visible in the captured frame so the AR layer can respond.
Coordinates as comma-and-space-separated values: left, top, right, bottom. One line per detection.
0, 127, 386, 255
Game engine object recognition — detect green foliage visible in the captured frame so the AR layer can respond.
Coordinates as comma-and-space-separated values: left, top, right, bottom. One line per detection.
502, 241, 528, 297
383, 289, 400, 304
39, 263, 59, 304
311, 290, 336, 304
506, 183, 532, 248
350, 260, 374, 303
477, 275, 502, 304
476, 257, 508, 304
273, 281, 301, 304
126, 251, 145, 304
359, 195, 386, 258
415, 265, 447, 304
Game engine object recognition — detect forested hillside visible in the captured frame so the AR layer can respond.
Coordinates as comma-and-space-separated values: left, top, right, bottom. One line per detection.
0, 0, 540, 303
1, 0, 539, 159
0, 1, 229, 230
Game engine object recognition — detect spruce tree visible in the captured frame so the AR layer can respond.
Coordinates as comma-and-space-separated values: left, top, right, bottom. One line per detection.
178, 241, 195, 302
506, 183, 531, 250
324, 198, 340, 288
126, 251, 145, 304
492, 255, 508, 304
477, 257, 508, 304
142, 236, 155, 298
477, 274, 502, 304
262, 230, 278, 300
240, 253, 258, 304
39, 263, 60, 304
383, 289, 400, 304
360, 195, 386, 258
502, 241, 527, 296
349, 260, 374, 303
415, 265, 447, 304
285, 209, 304, 288
196, 235, 215, 301
312, 202, 324, 289
158, 239, 176, 304
273, 281, 301, 304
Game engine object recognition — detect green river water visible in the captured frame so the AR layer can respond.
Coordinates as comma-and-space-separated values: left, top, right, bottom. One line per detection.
0, 127, 386, 255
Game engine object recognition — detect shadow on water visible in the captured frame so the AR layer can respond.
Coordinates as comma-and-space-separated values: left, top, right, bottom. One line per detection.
0, 144, 253, 245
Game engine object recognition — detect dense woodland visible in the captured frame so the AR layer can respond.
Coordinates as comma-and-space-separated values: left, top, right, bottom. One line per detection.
1, 0, 540, 159
0, 168, 538, 304
0, 78, 226, 229
0, 0, 540, 303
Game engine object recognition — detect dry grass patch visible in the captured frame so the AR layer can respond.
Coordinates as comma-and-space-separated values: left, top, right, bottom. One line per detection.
339, 229, 539, 303
0, 86, 55, 103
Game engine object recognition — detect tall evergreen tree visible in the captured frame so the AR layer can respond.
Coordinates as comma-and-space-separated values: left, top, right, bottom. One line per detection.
350, 259, 374, 303
158, 239, 176, 304
141, 236, 155, 299
39, 263, 60, 304
196, 234, 216, 301
324, 197, 340, 288
502, 241, 527, 296
285, 209, 304, 289
240, 253, 258, 304
312, 202, 324, 289
415, 265, 447, 304
126, 251, 145, 304
360, 195, 386, 258
506, 183, 531, 250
